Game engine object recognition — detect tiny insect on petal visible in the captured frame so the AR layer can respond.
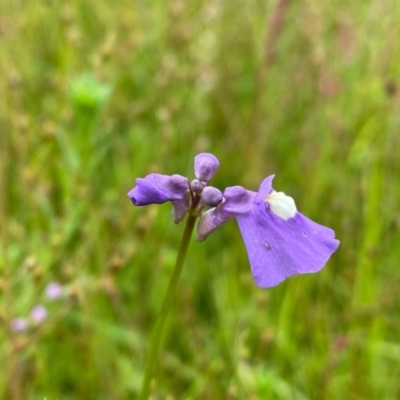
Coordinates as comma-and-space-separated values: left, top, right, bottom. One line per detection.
263, 241, 271, 250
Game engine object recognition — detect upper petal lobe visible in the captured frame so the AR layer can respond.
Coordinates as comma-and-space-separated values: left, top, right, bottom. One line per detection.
254, 175, 275, 204
128, 173, 189, 206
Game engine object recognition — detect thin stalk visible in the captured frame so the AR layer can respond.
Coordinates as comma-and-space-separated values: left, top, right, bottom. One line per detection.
138, 214, 197, 400
1, 109, 22, 400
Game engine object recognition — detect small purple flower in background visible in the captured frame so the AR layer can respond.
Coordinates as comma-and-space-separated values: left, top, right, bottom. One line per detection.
10, 317, 28, 332
128, 153, 339, 288
10, 291, 59, 332
45, 282, 62, 300
30, 305, 47, 325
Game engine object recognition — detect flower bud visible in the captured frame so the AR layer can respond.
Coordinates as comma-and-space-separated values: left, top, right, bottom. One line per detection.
194, 153, 219, 182
190, 179, 204, 194
201, 186, 223, 207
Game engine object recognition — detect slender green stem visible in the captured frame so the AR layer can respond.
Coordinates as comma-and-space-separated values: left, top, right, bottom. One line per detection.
139, 214, 197, 400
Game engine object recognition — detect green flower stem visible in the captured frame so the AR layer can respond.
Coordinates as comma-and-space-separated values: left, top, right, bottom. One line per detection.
139, 214, 197, 400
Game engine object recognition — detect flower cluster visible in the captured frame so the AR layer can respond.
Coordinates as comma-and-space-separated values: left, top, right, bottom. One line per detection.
10, 282, 63, 333
128, 153, 339, 288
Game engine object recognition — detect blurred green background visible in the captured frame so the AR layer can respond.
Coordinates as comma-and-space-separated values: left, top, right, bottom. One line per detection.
1, 0, 400, 399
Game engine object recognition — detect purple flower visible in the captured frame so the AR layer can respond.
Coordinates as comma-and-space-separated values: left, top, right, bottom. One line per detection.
45, 282, 62, 300
30, 305, 47, 325
128, 153, 339, 288
10, 318, 28, 332
128, 153, 220, 223
198, 175, 339, 288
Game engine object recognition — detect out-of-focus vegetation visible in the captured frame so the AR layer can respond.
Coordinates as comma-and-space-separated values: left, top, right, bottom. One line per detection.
1, 0, 399, 399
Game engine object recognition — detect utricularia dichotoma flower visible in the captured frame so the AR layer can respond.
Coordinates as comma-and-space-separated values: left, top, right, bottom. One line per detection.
128, 153, 339, 288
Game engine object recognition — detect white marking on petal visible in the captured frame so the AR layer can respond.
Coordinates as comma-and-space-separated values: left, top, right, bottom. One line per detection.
265, 191, 297, 220
263, 241, 271, 250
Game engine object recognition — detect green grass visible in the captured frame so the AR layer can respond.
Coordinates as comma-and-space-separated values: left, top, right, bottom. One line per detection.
1, 0, 400, 399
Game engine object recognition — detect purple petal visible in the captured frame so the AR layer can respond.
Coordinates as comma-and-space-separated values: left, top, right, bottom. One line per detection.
221, 186, 256, 215
128, 174, 189, 206
197, 206, 232, 241
254, 175, 275, 204
196, 186, 255, 241
194, 153, 219, 182
235, 203, 339, 288
171, 198, 189, 223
